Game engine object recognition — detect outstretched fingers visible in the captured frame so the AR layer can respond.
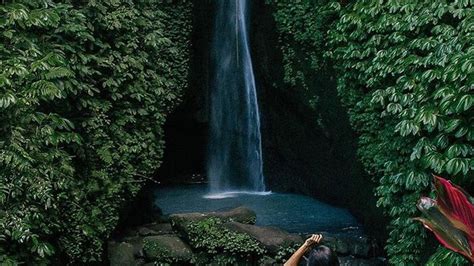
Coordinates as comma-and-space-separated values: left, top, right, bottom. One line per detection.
312, 234, 322, 244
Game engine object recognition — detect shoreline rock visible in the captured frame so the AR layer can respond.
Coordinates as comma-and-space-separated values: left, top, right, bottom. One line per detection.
170, 206, 257, 231
108, 207, 386, 265
223, 221, 303, 254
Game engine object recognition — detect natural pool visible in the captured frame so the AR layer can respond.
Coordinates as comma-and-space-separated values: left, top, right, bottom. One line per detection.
154, 185, 362, 236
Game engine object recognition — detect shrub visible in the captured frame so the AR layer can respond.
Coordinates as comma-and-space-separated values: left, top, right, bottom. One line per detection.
183, 218, 265, 263
0, 0, 192, 264
268, 0, 473, 264
329, 1, 473, 263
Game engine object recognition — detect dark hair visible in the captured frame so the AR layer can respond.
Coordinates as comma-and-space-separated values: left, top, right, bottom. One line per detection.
306, 245, 339, 266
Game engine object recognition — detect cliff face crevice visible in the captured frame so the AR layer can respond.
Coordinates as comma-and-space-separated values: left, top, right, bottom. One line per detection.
157, 1, 387, 239
250, 1, 387, 238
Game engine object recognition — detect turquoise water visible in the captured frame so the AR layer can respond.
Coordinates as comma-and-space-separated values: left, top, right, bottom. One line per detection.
154, 185, 362, 236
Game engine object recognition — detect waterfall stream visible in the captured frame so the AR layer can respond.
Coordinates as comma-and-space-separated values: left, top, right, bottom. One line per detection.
207, 0, 267, 195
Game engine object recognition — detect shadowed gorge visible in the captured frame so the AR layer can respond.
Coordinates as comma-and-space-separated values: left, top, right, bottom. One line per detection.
157, 0, 385, 237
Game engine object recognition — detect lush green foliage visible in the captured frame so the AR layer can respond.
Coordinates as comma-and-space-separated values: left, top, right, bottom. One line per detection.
266, 0, 339, 110
182, 218, 265, 264
427, 246, 470, 266
273, 243, 299, 264
269, 0, 473, 264
0, 0, 192, 264
143, 239, 184, 265
330, 1, 473, 264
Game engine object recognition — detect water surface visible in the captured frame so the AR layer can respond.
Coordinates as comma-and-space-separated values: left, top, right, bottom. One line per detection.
154, 185, 362, 236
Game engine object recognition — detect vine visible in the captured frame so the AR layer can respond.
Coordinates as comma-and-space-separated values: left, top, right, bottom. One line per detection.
268, 0, 473, 264
0, 0, 192, 264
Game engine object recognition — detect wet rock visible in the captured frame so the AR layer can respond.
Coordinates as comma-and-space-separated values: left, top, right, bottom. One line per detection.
335, 238, 349, 254
122, 228, 139, 239
108, 242, 136, 266
138, 227, 158, 236
143, 223, 174, 235
143, 235, 193, 262
339, 256, 388, 266
318, 233, 372, 258
170, 206, 257, 231
260, 256, 277, 266
351, 240, 371, 257
124, 236, 145, 258
223, 221, 303, 254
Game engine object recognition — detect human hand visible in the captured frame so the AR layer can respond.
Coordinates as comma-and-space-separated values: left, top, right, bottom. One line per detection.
303, 234, 323, 249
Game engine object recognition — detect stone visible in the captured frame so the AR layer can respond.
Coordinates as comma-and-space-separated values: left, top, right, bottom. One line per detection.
170, 206, 256, 227
143, 235, 193, 262
142, 223, 174, 235
170, 206, 257, 234
260, 256, 277, 266
124, 236, 145, 258
317, 233, 372, 258
223, 222, 303, 254
138, 227, 158, 236
350, 237, 371, 257
339, 256, 387, 266
335, 238, 350, 255
108, 241, 136, 266
122, 228, 139, 239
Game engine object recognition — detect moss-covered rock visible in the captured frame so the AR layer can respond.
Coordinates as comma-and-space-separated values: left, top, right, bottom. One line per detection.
170, 206, 257, 232
223, 222, 303, 254
143, 235, 193, 263
108, 242, 136, 266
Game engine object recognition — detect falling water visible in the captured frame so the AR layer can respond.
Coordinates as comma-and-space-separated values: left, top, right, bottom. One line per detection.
207, 0, 266, 195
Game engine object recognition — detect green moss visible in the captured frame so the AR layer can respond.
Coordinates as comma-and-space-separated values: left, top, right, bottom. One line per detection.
143, 240, 174, 264
183, 218, 265, 263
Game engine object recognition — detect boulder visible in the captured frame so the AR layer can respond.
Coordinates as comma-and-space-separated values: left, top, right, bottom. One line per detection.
138, 227, 158, 237
350, 237, 372, 257
108, 242, 136, 266
318, 233, 372, 258
223, 222, 303, 254
339, 256, 387, 266
143, 235, 193, 262
260, 256, 277, 266
170, 206, 256, 232
170, 206, 256, 225
143, 223, 174, 235
124, 236, 145, 258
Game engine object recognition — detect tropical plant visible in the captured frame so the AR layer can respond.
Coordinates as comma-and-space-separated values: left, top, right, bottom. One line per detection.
426, 246, 470, 266
268, 0, 473, 264
416, 175, 474, 263
0, 0, 192, 264
182, 218, 265, 260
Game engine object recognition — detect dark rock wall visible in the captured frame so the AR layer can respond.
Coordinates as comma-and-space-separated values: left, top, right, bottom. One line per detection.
251, 1, 387, 239
155, 1, 212, 182
157, 0, 387, 239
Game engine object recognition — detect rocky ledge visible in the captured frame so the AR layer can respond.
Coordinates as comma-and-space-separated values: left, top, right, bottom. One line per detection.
108, 207, 386, 265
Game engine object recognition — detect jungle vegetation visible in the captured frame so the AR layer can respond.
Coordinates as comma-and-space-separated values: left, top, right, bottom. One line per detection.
0, 0, 191, 264
268, 0, 473, 264
0, 0, 472, 265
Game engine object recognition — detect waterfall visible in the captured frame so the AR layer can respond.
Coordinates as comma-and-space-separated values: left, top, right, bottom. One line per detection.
207, 0, 266, 195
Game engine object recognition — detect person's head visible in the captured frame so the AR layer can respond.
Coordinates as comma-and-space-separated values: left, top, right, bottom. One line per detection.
306, 245, 339, 266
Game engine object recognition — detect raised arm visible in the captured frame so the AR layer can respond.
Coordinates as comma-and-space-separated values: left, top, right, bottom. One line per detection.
284, 234, 323, 266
